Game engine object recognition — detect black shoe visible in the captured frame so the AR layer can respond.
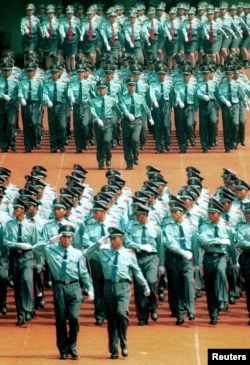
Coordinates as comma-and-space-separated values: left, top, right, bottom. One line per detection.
83, 145, 89, 151
121, 346, 128, 357
151, 311, 158, 321
98, 164, 104, 170
165, 145, 171, 151
106, 160, 111, 167
229, 297, 235, 304
195, 290, 201, 299
210, 317, 217, 325
156, 150, 163, 154
159, 292, 165, 301
2, 148, 8, 152
60, 147, 65, 153
45, 280, 52, 288
190, 140, 196, 147
37, 297, 45, 308
179, 149, 186, 154
202, 149, 208, 153
10, 143, 16, 152
25, 312, 32, 321
138, 320, 148, 326
16, 316, 24, 326
35, 143, 41, 149
225, 149, 231, 153
176, 317, 184, 325
219, 301, 228, 311
1, 305, 7, 315
76, 149, 82, 154
110, 353, 119, 359
60, 352, 68, 360
50, 149, 57, 153
241, 141, 246, 146
232, 142, 237, 150
140, 144, 145, 150
188, 313, 195, 320
89, 139, 95, 146
111, 142, 116, 148
68, 348, 79, 360
95, 319, 104, 326
126, 165, 133, 170
134, 159, 139, 165
24, 149, 31, 153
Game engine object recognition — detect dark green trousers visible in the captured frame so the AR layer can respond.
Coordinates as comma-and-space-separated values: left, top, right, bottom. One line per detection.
122, 118, 142, 168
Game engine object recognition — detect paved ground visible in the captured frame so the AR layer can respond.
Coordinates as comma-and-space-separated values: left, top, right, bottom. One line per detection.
0, 100, 250, 365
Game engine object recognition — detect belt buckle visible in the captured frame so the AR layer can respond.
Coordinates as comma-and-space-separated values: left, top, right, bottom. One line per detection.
17, 249, 23, 254
213, 253, 219, 257
64, 280, 70, 285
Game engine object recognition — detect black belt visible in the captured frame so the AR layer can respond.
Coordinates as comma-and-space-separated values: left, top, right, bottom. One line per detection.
205, 252, 226, 257
106, 279, 130, 284
10, 249, 32, 254
137, 252, 157, 257
55, 280, 79, 285
75, 102, 89, 106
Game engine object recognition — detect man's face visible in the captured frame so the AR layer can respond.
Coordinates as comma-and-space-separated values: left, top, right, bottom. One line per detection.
208, 211, 221, 224
110, 236, 123, 249
60, 234, 73, 249
235, 188, 248, 200
13, 206, 25, 219
93, 209, 105, 222
77, 71, 86, 81
98, 87, 107, 97
136, 213, 148, 224
171, 209, 184, 223
2, 69, 12, 79
127, 84, 136, 94
53, 207, 66, 220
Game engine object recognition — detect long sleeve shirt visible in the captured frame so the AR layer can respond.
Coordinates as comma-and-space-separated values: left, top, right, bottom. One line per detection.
124, 220, 165, 266
33, 242, 93, 291
164, 219, 199, 266
198, 219, 237, 264
85, 243, 149, 291
119, 92, 152, 119
90, 94, 121, 121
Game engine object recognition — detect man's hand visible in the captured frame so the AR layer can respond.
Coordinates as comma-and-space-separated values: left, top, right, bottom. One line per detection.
179, 101, 185, 108
144, 289, 150, 297
21, 243, 32, 250
97, 119, 104, 127
47, 100, 53, 108
21, 98, 27, 106
128, 113, 135, 121
88, 291, 94, 300
182, 250, 193, 260
158, 266, 166, 275
51, 234, 62, 243
3, 94, 10, 101
140, 244, 153, 252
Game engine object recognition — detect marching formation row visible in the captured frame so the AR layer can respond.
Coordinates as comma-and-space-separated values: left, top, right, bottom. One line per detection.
0, 49, 249, 164
0, 164, 250, 357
